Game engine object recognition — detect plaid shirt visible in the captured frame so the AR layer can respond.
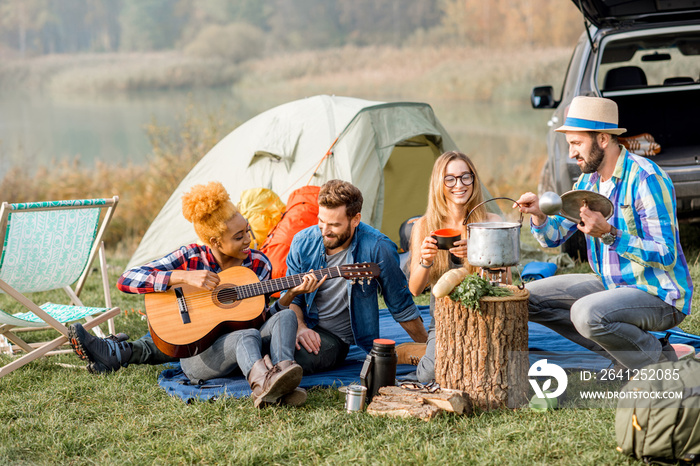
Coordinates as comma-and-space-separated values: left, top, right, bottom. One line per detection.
531, 146, 693, 314
117, 244, 272, 294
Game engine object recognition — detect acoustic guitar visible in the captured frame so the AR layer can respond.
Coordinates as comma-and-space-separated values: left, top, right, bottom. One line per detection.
145, 262, 380, 358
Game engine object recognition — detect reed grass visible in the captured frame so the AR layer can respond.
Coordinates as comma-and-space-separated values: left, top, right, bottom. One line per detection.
0, 52, 240, 94
235, 45, 573, 104
0, 45, 572, 101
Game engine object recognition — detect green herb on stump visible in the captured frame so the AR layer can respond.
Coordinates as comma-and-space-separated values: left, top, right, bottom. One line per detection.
449, 274, 512, 313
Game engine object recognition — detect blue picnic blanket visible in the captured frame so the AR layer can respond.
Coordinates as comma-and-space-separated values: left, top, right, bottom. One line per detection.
158, 305, 700, 403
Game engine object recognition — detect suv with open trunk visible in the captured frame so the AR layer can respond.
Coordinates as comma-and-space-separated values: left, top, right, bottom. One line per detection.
531, 0, 700, 260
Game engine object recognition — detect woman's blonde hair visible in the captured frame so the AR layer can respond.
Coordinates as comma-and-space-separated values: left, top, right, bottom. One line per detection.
181, 181, 238, 246
410, 151, 488, 283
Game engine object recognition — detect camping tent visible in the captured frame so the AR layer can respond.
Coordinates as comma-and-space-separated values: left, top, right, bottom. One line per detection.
127, 95, 459, 269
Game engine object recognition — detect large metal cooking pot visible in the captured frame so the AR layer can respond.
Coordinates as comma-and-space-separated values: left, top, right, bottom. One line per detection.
463, 197, 523, 269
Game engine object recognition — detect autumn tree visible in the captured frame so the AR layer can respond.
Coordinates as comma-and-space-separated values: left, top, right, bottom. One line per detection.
0, 0, 585, 55
440, 0, 582, 48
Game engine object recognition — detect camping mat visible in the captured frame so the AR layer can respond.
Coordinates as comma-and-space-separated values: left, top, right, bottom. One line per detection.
157, 306, 700, 403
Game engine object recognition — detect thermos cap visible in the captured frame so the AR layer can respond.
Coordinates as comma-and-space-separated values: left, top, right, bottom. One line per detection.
371, 338, 397, 358
374, 338, 395, 344
373, 338, 395, 347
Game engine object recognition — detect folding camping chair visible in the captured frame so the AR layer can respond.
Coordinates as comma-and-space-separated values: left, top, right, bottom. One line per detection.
0, 196, 122, 377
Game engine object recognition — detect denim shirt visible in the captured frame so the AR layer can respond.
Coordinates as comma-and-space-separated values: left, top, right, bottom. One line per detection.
281, 222, 421, 353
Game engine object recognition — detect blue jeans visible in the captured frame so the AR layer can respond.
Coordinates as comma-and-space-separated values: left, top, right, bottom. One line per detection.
129, 336, 178, 366
416, 294, 436, 384
180, 309, 298, 383
526, 274, 684, 369
416, 326, 436, 384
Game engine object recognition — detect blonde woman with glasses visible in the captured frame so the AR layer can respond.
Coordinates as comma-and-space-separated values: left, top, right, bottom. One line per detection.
398, 151, 508, 383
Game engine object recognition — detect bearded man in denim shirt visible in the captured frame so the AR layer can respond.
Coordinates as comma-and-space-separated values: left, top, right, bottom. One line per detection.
516, 96, 693, 370
274, 179, 428, 374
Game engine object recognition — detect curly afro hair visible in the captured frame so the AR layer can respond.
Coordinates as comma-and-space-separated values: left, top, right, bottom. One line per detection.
181, 181, 238, 246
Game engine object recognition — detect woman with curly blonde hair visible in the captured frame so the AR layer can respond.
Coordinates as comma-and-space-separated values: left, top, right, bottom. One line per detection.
69, 181, 319, 407
400, 151, 509, 383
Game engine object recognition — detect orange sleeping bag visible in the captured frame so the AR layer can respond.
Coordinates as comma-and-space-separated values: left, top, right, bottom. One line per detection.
260, 185, 320, 281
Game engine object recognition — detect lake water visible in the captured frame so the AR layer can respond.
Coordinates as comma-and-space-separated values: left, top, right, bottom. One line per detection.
0, 88, 550, 197
0, 87, 259, 177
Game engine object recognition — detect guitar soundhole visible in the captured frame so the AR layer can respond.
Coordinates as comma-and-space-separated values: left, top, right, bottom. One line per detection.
213, 285, 240, 309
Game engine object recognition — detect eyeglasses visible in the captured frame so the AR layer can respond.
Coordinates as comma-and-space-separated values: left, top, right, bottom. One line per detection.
443, 173, 474, 188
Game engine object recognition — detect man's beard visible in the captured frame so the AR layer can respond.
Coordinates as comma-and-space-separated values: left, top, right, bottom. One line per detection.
580, 139, 605, 174
322, 225, 352, 250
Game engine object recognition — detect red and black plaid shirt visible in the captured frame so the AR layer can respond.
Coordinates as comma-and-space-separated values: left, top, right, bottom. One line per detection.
117, 244, 272, 294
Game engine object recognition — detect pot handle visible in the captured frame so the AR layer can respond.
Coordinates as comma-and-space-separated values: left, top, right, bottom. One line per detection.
463, 197, 523, 226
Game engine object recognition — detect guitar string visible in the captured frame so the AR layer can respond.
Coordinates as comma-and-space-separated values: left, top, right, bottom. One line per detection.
161, 265, 375, 306
169, 267, 342, 305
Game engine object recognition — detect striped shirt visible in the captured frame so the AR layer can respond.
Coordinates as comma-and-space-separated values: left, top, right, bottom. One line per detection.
117, 244, 272, 294
531, 146, 693, 314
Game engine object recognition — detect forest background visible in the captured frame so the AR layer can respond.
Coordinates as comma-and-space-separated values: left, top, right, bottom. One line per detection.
0, 0, 580, 55
0, 0, 584, 254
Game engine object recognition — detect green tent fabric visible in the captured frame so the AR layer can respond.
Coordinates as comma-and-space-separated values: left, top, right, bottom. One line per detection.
127, 95, 468, 269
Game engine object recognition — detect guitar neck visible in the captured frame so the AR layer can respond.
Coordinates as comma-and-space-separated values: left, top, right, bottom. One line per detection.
234, 267, 342, 300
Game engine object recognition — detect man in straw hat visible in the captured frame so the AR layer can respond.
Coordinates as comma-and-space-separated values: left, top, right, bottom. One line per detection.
515, 96, 693, 370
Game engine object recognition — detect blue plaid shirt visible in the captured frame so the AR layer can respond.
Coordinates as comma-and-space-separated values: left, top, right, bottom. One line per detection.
117, 244, 272, 294
531, 147, 693, 314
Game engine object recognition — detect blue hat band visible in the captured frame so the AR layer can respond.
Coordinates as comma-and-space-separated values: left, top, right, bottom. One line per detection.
563, 117, 618, 130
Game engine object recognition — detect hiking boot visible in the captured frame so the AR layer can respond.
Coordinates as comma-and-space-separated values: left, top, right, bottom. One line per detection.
247, 356, 303, 408
85, 361, 110, 374
69, 323, 132, 374
280, 387, 307, 407
84, 333, 130, 374
396, 342, 426, 366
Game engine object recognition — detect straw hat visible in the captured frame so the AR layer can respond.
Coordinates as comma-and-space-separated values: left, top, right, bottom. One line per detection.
555, 96, 626, 135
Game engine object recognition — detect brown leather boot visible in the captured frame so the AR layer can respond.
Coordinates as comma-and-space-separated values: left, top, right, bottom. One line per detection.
275, 360, 299, 372
247, 356, 303, 408
396, 342, 426, 366
274, 360, 305, 406
247, 357, 271, 404
281, 387, 307, 407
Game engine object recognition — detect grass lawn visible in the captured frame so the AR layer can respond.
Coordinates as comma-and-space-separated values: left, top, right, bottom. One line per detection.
1, 230, 698, 464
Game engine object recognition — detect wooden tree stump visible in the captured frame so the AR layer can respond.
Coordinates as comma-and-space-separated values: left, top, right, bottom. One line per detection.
434, 285, 529, 411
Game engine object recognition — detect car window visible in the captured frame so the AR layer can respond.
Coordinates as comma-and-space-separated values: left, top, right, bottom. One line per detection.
597, 31, 700, 91
562, 37, 588, 101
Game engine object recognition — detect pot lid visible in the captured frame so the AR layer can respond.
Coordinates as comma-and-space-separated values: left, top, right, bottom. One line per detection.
559, 190, 614, 223
571, 0, 700, 28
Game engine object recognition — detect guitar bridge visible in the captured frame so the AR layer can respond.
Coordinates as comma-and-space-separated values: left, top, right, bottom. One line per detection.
174, 287, 191, 324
